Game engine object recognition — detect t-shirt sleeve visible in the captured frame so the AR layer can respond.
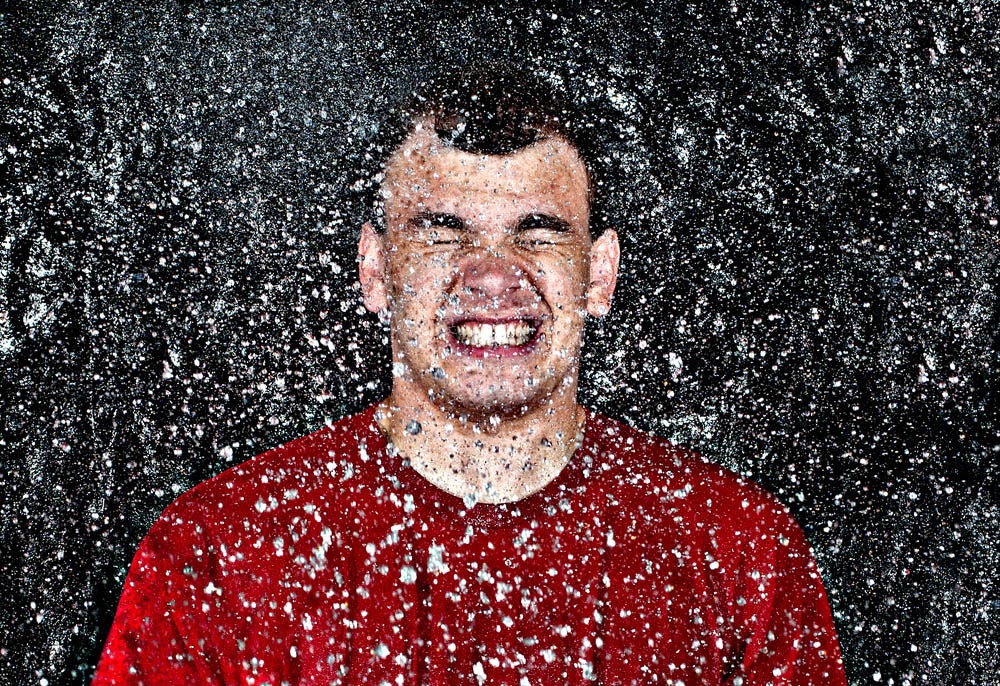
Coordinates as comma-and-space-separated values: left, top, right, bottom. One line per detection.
725, 503, 847, 686
92, 501, 228, 685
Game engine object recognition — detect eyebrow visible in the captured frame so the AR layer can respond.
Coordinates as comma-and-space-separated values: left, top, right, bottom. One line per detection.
408, 211, 466, 231
405, 211, 572, 233
515, 213, 572, 233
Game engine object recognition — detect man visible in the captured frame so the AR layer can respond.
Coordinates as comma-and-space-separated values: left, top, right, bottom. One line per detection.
94, 66, 846, 685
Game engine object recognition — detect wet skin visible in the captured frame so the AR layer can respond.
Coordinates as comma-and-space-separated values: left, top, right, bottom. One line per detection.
358, 123, 619, 502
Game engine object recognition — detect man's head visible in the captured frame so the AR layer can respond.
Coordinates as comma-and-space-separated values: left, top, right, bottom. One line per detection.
358, 65, 620, 420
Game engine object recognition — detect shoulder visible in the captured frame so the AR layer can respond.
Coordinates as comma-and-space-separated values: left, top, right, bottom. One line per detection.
585, 410, 821, 584
584, 410, 798, 535
149, 405, 382, 539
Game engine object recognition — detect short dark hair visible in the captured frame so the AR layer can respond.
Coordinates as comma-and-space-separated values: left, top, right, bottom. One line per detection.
356, 63, 614, 237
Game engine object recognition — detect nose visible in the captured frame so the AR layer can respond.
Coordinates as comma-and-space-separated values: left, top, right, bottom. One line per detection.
459, 254, 525, 298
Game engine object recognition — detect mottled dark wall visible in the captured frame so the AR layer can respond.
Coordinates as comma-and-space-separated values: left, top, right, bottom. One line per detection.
1, 1, 997, 684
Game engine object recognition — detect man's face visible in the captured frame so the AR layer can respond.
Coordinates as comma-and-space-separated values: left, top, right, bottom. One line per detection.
359, 124, 618, 418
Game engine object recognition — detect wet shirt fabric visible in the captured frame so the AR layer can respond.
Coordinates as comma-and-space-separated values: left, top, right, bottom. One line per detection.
93, 405, 846, 685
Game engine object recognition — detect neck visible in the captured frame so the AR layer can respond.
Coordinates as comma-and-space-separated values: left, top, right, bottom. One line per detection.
376, 383, 586, 505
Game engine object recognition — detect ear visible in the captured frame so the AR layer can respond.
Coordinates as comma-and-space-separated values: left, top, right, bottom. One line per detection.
358, 222, 389, 313
586, 229, 620, 318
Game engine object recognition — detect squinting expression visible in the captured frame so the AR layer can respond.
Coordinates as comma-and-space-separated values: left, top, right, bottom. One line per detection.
365, 123, 612, 417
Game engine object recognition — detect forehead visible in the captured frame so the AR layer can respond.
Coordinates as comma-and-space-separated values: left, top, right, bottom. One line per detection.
381, 125, 590, 219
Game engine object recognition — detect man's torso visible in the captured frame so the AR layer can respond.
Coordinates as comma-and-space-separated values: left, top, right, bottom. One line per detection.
94, 405, 844, 685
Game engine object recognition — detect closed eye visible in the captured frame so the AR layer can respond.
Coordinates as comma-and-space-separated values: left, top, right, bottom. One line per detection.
515, 213, 573, 246
408, 211, 466, 245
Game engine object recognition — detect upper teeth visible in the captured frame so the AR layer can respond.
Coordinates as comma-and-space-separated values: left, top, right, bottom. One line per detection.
455, 321, 536, 347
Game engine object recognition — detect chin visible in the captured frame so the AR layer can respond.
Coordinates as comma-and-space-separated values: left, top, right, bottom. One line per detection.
412, 346, 578, 419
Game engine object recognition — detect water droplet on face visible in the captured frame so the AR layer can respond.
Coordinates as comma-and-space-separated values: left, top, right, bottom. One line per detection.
405, 419, 422, 435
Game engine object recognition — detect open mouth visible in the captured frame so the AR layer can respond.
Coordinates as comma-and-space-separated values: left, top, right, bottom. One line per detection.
450, 319, 540, 350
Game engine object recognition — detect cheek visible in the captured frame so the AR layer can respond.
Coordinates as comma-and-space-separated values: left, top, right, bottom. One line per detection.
388, 257, 453, 310
539, 256, 590, 303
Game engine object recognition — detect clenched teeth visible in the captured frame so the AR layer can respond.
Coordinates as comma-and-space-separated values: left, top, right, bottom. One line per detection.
454, 321, 536, 347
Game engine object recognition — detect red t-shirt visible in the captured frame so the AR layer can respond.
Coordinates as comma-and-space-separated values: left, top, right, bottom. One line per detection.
93, 405, 846, 685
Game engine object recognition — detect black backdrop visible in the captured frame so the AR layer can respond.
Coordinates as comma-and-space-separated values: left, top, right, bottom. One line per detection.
2, 1, 998, 684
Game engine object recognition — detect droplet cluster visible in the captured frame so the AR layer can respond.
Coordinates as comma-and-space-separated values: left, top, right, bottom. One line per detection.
1, 2, 996, 684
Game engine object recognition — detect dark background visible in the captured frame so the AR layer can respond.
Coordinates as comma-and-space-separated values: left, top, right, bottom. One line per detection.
2, 1, 997, 684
